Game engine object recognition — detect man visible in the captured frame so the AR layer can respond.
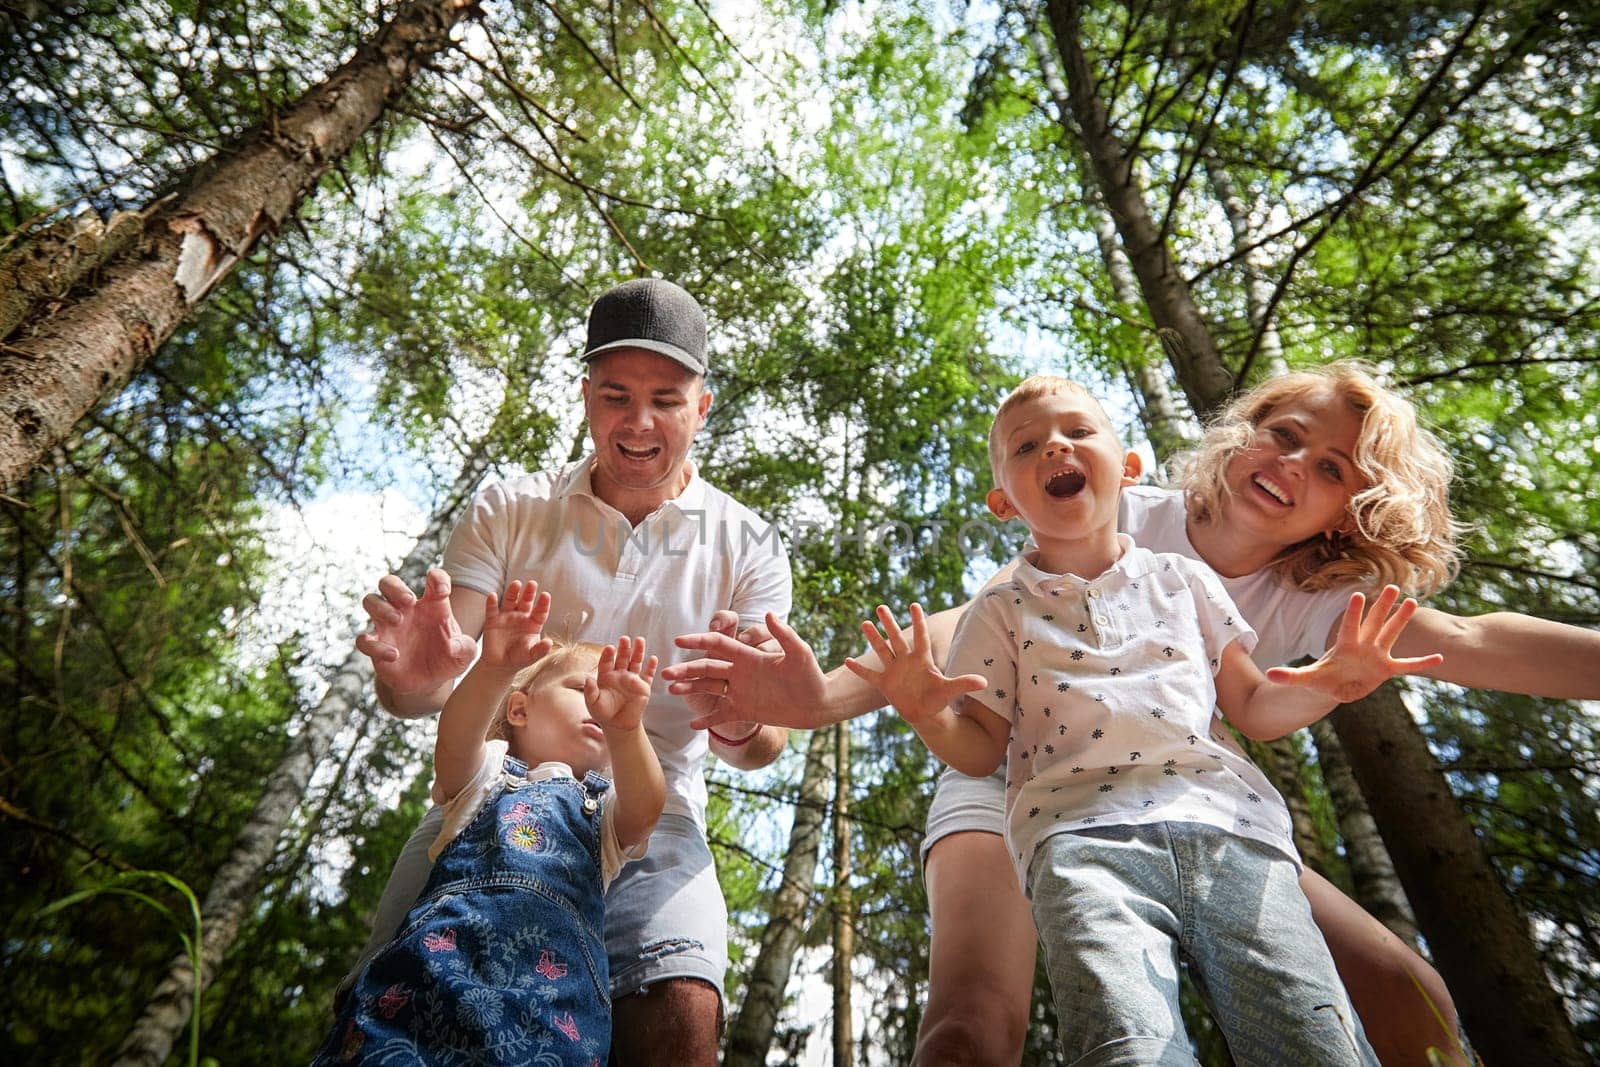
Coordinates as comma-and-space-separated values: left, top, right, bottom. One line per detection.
352, 278, 791, 1064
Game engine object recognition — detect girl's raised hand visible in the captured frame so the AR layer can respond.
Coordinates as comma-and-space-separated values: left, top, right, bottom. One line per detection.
477, 579, 553, 671
844, 604, 987, 724
1265, 585, 1444, 701
585, 636, 658, 733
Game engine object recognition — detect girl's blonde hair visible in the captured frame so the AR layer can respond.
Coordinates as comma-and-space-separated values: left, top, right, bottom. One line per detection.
1173, 362, 1463, 596
486, 639, 605, 742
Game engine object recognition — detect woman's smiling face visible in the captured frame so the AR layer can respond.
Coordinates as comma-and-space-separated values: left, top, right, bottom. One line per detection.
1222, 386, 1366, 549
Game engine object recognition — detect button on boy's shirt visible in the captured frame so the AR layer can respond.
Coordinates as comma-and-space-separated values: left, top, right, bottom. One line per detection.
944, 536, 1297, 892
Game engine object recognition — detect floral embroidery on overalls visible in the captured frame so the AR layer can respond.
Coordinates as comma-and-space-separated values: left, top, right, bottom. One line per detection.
312, 755, 614, 1066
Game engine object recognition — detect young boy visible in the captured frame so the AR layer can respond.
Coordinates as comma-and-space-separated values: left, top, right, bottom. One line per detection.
846, 376, 1443, 1066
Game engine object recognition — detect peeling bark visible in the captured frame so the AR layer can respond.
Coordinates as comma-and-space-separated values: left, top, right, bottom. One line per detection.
112, 448, 490, 1067
1205, 158, 1287, 378
723, 729, 835, 1067
0, 209, 145, 341
0, 0, 477, 489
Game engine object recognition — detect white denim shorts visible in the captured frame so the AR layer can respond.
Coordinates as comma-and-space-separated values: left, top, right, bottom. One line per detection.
920, 765, 1007, 871
603, 813, 730, 1005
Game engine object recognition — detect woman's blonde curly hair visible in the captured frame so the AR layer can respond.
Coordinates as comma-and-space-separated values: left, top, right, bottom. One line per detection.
1173, 362, 1463, 596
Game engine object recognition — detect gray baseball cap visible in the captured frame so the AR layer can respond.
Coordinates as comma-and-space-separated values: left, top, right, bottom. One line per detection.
582, 278, 708, 375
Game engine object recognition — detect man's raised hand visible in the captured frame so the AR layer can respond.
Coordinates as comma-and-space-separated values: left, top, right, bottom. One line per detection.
673, 610, 741, 721
355, 567, 477, 695
663, 612, 830, 731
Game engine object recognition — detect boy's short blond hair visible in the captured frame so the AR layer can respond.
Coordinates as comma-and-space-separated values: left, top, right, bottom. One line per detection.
988, 376, 1108, 483
486, 639, 605, 742
1173, 361, 1462, 596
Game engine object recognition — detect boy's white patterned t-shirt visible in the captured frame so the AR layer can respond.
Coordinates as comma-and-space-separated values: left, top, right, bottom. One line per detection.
945, 536, 1298, 892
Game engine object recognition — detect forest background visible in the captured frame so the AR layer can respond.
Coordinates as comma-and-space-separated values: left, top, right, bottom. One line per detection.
2, 0, 1597, 1064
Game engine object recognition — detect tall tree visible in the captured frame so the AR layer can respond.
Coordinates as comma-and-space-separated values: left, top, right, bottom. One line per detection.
0, 0, 477, 486
831, 719, 855, 1067
112, 426, 494, 1067
724, 729, 836, 1066
1038, 0, 1591, 1059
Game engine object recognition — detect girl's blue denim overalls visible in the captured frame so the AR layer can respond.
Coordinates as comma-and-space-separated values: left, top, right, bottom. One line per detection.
313, 756, 613, 1066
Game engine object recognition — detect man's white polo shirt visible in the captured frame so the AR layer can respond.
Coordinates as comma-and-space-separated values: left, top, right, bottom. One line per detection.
946, 535, 1297, 892
443, 457, 792, 827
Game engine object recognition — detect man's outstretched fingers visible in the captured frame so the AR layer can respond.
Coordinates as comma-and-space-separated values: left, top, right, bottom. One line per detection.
765, 611, 810, 656
669, 630, 748, 660
377, 572, 419, 608
362, 592, 403, 626
421, 567, 453, 601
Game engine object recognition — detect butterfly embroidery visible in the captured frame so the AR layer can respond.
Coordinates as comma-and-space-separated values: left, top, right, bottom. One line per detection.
535, 949, 568, 981
500, 801, 533, 824
422, 929, 457, 953
376, 984, 410, 1019
554, 1012, 581, 1041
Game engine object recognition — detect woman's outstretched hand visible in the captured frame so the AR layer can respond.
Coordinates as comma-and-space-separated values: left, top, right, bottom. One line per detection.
1265, 585, 1444, 702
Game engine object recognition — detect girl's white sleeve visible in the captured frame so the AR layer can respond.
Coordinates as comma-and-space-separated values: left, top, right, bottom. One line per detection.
598, 795, 649, 890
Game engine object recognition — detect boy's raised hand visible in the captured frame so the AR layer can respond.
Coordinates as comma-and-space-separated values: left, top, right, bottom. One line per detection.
1265, 585, 1444, 702
477, 579, 553, 672
845, 604, 987, 724
585, 636, 658, 733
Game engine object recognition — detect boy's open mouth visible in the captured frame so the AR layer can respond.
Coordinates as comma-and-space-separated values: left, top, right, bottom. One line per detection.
1046, 469, 1087, 498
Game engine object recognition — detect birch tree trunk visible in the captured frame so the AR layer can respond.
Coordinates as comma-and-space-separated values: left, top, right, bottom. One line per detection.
830, 721, 854, 1067
1204, 158, 1287, 378
723, 729, 835, 1067
0, 0, 477, 488
1041, 1, 1583, 1057
112, 446, 491, 1067
1026, 12, 1194, 463
1308, 718, 1421, 949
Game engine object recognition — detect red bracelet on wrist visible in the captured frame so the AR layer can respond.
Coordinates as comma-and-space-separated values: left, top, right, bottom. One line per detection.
708, 724, 761, 747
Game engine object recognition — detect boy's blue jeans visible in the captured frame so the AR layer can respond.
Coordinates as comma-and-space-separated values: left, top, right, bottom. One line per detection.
1027, 822, 1379, 1067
